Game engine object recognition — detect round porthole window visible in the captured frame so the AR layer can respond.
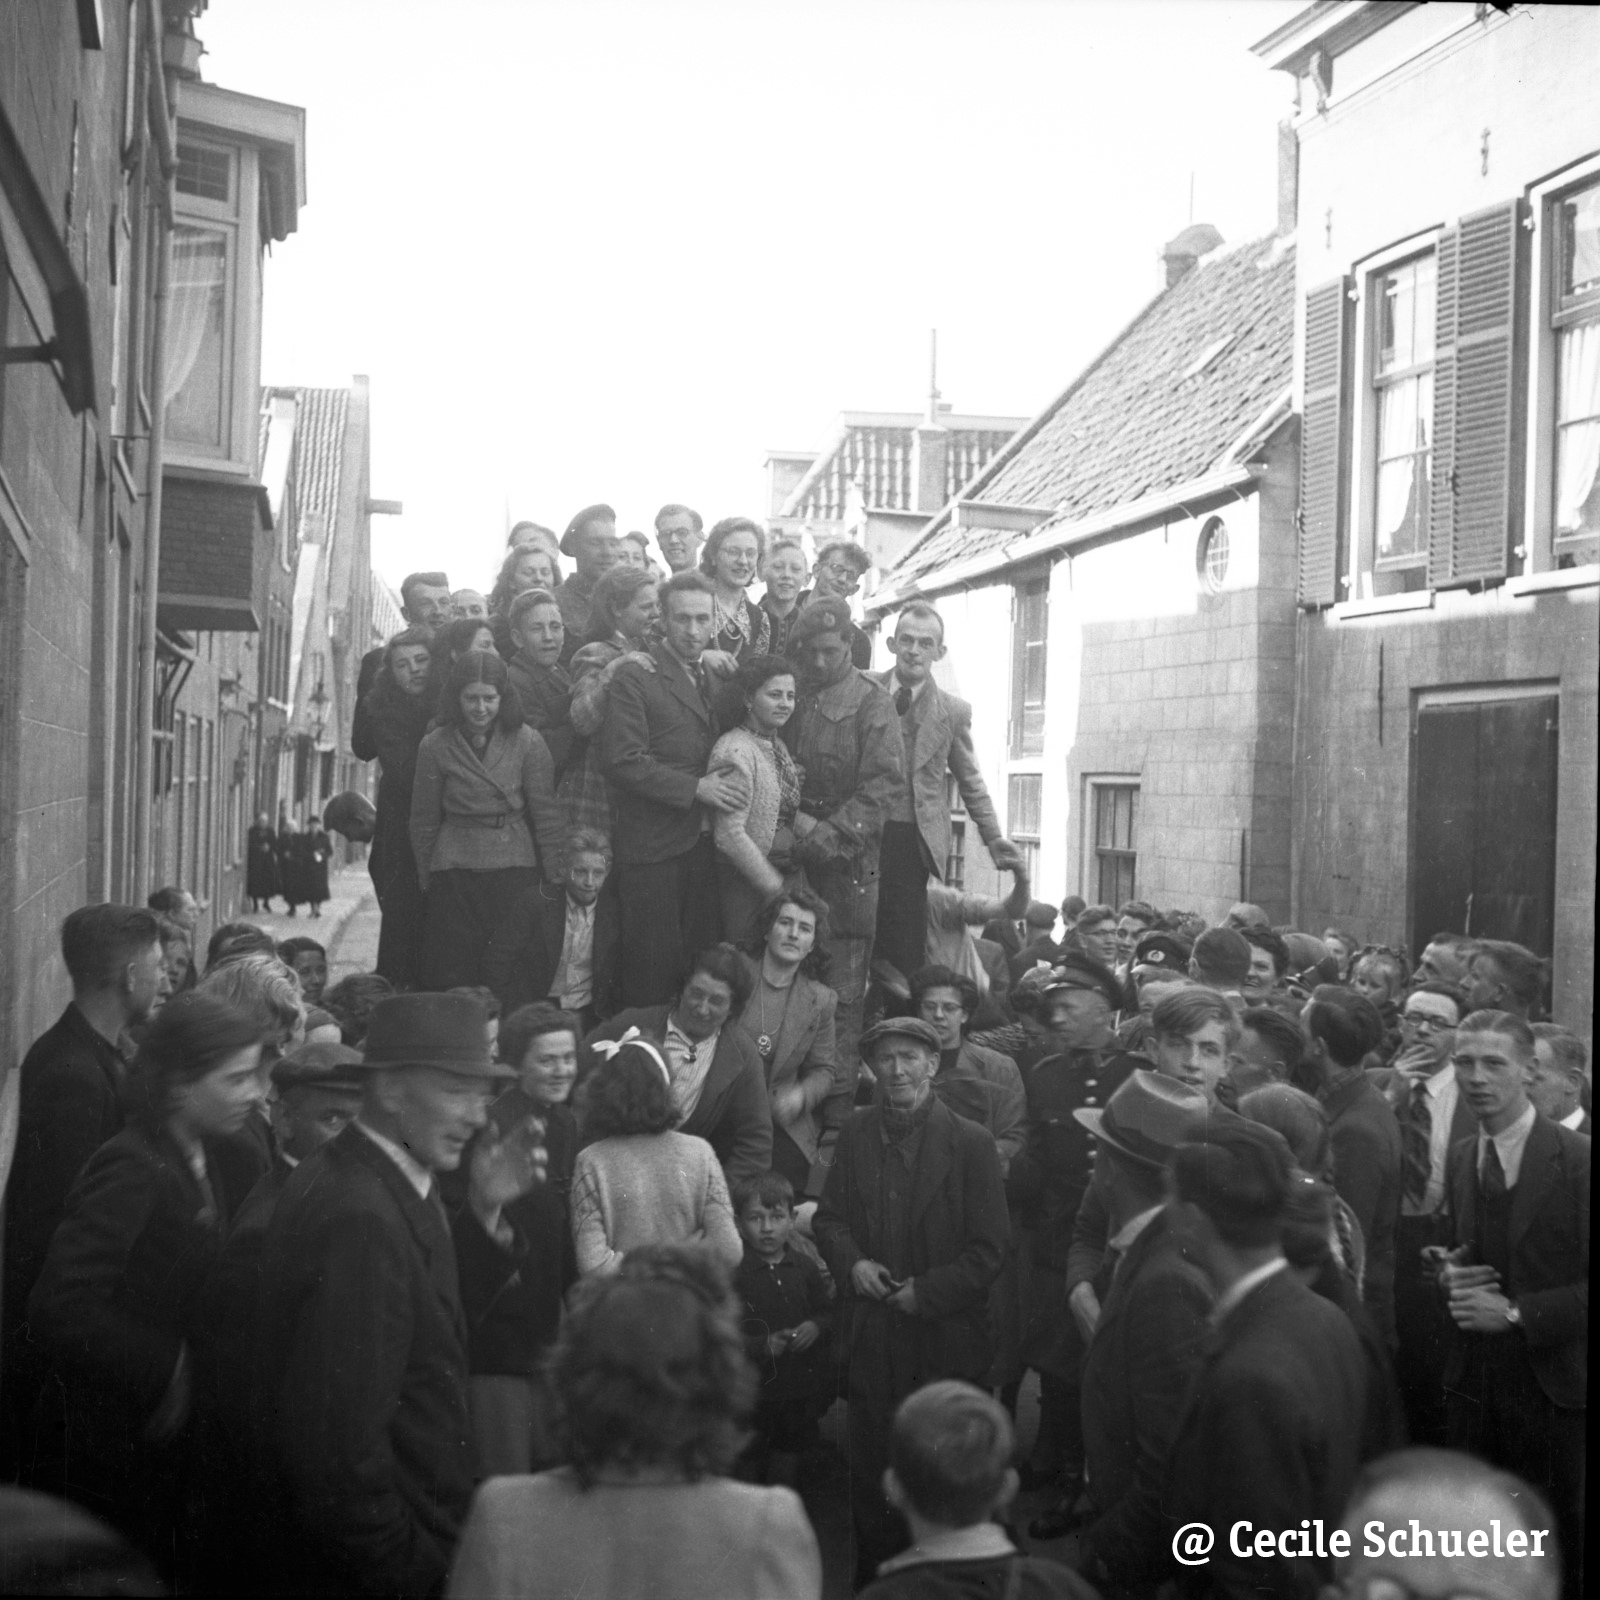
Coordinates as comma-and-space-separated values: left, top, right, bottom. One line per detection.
1197, 516, 1229, 594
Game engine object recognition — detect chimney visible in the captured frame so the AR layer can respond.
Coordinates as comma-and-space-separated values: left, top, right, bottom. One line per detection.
1160, 222, 1225, 287
1276, 119, 1299, 236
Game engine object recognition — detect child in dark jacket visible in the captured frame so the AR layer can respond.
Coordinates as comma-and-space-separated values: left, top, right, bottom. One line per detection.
861, 1381, 1098, 1600
731, 1171, 834, 1480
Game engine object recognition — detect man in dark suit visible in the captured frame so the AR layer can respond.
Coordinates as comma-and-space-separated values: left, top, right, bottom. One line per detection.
595, 571, 742, 1007
1528, 1024, 1590, 1135
582, 944, 772, 1183
1304, 985, 1401, 1347
1, 904, 168, 1477
870, 603, 1020, 984
1163, 1119, 1367, 1600
814, 1017, 1008, 1585
484, 828, 620, 1028
1073, 1071, 1213, 1595
1440, 1010, 1587, 1599
1371, 980, 1474, 1444
251, 993, 516, 1597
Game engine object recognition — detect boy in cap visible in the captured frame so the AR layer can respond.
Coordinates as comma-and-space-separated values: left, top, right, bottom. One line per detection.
1164, 1119, 1366, 1600
814, 1016, 1008, 1584
861, 1381, 1094, 1600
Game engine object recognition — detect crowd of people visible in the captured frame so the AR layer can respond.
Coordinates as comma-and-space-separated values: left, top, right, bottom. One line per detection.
0, 498, 1587, 1600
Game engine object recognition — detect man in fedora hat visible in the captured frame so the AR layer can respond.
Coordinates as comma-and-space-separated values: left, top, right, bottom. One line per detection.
252, 993, 525, 1597
1072, 1071, 1214, 1593
1163, 1120, 1366, 1600
814, 1016, 1008, 1584
1003, 951, 1141, 1532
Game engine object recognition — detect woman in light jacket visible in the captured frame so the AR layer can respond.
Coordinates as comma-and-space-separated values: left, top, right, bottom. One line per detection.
709, 655, 804, 945
736, 887, 841, 1197
411, 651, 566, 990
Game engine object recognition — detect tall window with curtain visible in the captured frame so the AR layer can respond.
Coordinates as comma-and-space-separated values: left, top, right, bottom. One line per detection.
1553, 177, 1600, 566
165, 226, 231, 451
1371, 252, 1436, 572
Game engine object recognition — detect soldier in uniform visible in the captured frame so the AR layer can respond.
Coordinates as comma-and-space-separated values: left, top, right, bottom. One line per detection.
1002, 952, 1141, 1535
782, 598, 905, 1117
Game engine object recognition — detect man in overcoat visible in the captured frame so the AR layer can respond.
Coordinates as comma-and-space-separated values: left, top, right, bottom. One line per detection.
251, 992, 515, 1597
814, 1016, 1008, 1584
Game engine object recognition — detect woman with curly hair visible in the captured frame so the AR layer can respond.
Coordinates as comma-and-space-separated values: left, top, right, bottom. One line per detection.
700, 517, 771, 663
27, 993, 265, 1583
446, 1243, 821, 1599
707, 654, 805, 943
487, 544, 562, 656
410, 651, 566, 990
569, 1038, 742, 1277
736, 889, 842, 1195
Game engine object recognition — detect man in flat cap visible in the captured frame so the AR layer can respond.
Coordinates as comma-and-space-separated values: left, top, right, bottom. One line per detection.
1073, 1071, 1213, 1593
252, 993, 519, 1597
1004, 952, 1142, 1535
814, 1016, 1008, 1584
555, 502, 620, 648
1163, 1119, 1366, 1600
783, 598, 905, 1092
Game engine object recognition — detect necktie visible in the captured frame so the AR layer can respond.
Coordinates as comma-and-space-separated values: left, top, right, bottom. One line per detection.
894, 684, 913, 716
1400, 1080, 1433, 1207
1480, 1138, 1508, 1201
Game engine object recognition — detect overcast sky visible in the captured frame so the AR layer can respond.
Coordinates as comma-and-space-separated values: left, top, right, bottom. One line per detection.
198, 0, 1301, 592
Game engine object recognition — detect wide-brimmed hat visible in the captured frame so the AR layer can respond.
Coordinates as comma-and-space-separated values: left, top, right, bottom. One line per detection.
361, 993, 515, 1079
1074, 1069, 1209, 1168
859, 1015, 943, 1061
272, 1040, 366, 1094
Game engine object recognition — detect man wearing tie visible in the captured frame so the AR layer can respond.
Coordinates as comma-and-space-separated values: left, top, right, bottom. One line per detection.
871, 603, 1021, 986
1440, 1010, 1588, 1599
1380, 979, 1473, 1444
596, 572, 744, 1007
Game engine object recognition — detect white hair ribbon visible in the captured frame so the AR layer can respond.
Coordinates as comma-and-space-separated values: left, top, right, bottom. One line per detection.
590, 1025, 674, 1089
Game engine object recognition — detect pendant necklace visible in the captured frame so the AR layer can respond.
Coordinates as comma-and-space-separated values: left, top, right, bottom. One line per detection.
755, 964, 797, 1061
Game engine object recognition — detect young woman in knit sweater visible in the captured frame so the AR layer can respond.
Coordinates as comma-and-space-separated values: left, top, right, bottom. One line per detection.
570, 1036, 742, 1276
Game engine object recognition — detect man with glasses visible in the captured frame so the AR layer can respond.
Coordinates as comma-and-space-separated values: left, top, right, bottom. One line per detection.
1377, 980, 1472, 1444
792, 539, 873, 667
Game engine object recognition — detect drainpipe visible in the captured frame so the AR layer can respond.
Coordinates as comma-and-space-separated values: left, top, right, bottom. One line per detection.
133, 0, 176, 896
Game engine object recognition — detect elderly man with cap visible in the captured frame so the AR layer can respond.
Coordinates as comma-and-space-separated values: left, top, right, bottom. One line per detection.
1163, 1119, 1367, 1600
554, 502, 620, 650
783, 597, 905, 1087
813, 1015, 1008, 1584
251, 993, 519, 1597
1004, 952, 1141, 1534
1074, 1071, 1214, 1595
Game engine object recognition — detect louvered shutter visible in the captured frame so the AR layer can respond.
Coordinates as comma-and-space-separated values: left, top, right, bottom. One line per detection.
1433, 200, 1523, 587
1298, 278, 1353, 606
1427, 228, 1460, 584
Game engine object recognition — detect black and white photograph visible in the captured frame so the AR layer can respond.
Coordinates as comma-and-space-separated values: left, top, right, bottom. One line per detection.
0, 1, 1592, 1596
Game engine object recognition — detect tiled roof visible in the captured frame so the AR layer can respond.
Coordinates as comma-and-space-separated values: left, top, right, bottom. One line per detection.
288, 387, 350, 538
886, 234, 1295, 587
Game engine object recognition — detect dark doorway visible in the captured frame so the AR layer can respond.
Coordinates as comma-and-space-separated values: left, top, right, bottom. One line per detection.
1411, 693, 1559, 955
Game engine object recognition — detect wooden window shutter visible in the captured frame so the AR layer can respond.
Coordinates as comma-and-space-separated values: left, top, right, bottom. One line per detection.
1427, 227, 1460, 584
1298, 277, 1353, 606
1434, 200, 1524, 587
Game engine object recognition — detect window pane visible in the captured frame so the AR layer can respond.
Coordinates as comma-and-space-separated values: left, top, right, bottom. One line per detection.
1375, 374, 1432, 559
1560, 181, 1600, 302
1555, 321, 1600, 540
1377, 256, 1436, 375
166, 227, 230, 449
1008, 774, 1042, 838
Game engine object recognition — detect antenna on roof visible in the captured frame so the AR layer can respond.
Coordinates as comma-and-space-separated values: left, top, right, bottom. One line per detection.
926, 328, 940, 425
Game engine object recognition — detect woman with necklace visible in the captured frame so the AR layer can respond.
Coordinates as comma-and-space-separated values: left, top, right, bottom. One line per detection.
709, 654, 804, 944
737, 888, 841, 1196
698, 517, 771, 715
